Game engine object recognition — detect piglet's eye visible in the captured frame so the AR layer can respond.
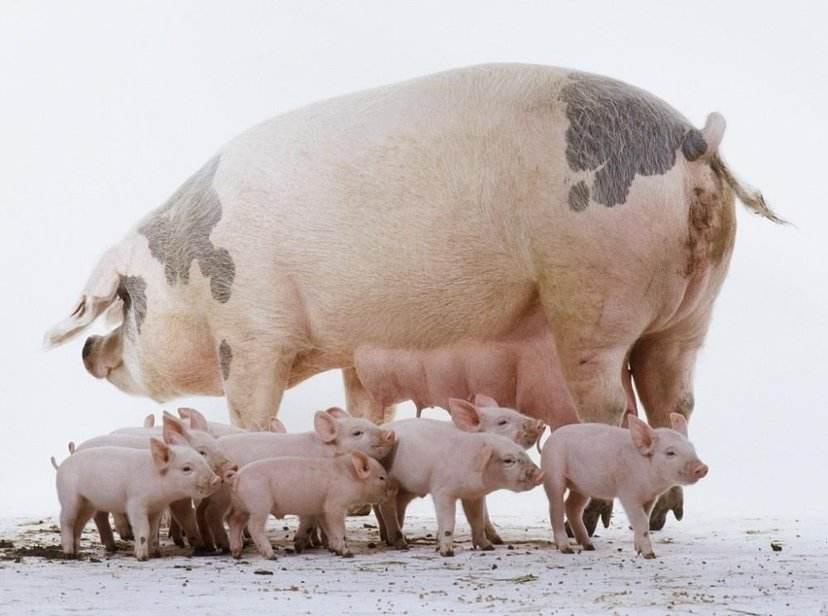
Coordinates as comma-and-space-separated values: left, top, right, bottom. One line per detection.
182, 465, 193, 472
502, 457, 516, 466
198, 450, 207, 457
665, 450, 676, 457
497, 420, 508, 426
352, 430, 364, 437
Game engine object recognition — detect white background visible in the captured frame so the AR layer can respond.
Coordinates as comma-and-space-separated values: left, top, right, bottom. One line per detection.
1, 1, 826, 521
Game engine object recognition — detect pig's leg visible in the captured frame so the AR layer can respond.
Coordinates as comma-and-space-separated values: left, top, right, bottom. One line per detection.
168, 516, 185, 548
71, 502, 95, 557
565, 491, 595, 550
482, 501, 504, 545
461, 498, 494, 551
618, 494, 656, 559
93, 511, 117, 552
378, 498, 407, 549
113, 513, 133, 541
195, 500, 215, 551
170, 499, 208, 553
202, 490, 231, 552
543, 471, 572, 554
148, 512, 163, 558
222, 343, 295, 429
294, 516, 317, 553
320, 510, 351, 557
247, 511, 275, 559
630, 327, 704, 530
127, 506, 152, 561
396, 491, 415, 529
433, 494, 457, 557
59, 495, 87, 557
373, 505, 388, 544
227, 508, 248, 559
342, 367, 396, 424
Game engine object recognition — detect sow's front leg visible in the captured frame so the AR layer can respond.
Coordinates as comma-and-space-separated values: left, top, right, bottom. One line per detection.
630, 328, 704, 531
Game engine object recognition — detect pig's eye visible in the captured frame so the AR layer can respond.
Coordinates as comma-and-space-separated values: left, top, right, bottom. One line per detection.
379, 476, 386, 481
198, 450, 207, 457
497, 419, 508, 426
502, 456, 516, 466
665, 449, 677, 457
182, 465, 193, 473
352, 430, 364, 437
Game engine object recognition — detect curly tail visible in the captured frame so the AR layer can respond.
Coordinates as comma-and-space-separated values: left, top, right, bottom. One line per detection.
711, 155, 786, 224
50, 456, 59, 471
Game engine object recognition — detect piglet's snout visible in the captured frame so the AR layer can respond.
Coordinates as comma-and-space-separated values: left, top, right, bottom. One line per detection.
693, 463, 709, 480
684, 461, 709, 483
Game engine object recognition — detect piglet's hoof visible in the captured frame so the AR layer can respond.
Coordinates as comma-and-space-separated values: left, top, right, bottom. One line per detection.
191, 546, 216, 557
640, 551, 657, 559
439, 549, 455, 557
581, 543, 595, 551
341, 551, 354, 559
488, 533, 504, 545
577, 498, 613, 537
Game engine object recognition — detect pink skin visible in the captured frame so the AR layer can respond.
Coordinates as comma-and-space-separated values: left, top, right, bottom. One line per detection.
379, 418, 544, 557
55, 439, 221, 561
541, 413, 708, 558
112, 407, 275, 438
353, 312, 580, 429
228, 452, 393, 559
201, 409, 396, 553
75, 413, 237, 553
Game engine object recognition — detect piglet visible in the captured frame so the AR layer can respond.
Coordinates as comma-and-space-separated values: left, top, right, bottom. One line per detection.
228, 451, 393, 559
541, 413, 707, 558
380, 418, 544, 556
54, 439, 221, 560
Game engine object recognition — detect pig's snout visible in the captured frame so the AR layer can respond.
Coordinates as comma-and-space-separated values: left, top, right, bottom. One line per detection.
209, 474, 222, 489
693, 463, 709, 480
222, 464, 240, 483
82, 336, 105, 378
382, 430, 395, 444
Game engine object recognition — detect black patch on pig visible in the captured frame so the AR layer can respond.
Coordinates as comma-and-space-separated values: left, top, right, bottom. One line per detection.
139, 155, 235, 303
681, 129, 708, 162
219, 339, 233, 381
139, 537, 146, 545
560, 73, 699, 208
444, 531, 452, 537
119, 275, 148, 334
568, 181, 590, 212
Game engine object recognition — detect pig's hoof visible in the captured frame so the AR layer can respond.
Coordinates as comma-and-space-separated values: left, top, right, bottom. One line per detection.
62, 552, 78, 560
558, 546, 574, 555
439, 549, 455, 558
136, 555, 149, 562
231, 551, 242, 559
478, 543, 495, 552
392, 536, 409, 550
641, 551, 656, 560
191, 546, 215, 557
341, 551, 354, 559
582, 542, 596, 551
104, 544, 118, 553
488, 533, 504, 545
172, 537, 186, 548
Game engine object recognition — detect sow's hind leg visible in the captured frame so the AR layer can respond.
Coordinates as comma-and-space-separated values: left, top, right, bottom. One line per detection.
630, 323, 706, 531
342, 367, 396, 425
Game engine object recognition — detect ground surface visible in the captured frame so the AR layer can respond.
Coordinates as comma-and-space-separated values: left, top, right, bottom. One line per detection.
0, 512, 825, 615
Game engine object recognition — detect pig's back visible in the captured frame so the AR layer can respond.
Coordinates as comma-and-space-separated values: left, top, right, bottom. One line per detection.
57, 447, 149, 512
219, 432, 324, 467
236, 456, 336, 515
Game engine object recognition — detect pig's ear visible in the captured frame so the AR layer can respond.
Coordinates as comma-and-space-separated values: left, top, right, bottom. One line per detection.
350, 451, 372, 480
473, 394, 499, 408
143, 414, 155, 428
178, 407, 208, 432
43, 247, 124, 349
325, 407, 350, 419
150, 438, 171, 472
628, 416, 655, 455
669, 413, 689, 437
448, 398, 481, 432
313, 411, 339, 443
162, 412, 190, 446
269, 418, 287, 433
475, 443, 494, 472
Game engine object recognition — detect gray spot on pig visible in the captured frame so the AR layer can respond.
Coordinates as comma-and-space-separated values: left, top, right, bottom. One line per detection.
219, 339, 232, 381
674, 392, 695, 418
681, 129, 708, 162
119, 275, 147, 334
568, 181, 590, 212
139, 537, 146, 545
139, 155, 235, 303
560, 73, 699, 208
444, 530, 452, 537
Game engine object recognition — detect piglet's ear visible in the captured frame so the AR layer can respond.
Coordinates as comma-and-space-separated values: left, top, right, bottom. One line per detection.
177, 407, 209, 432
269, 418, 287, 433
350, 451, 371, 480
475, 444, 494, 472
628, 416, 655, 456
669, 413, 689, 437
473, 394, 499, 408
162, 412, 189, 446
143, 413, 155, 428
325, 407, 350, 419
313, 411, 338, 443
150, 438, 171, 472
448, 398, 481, 432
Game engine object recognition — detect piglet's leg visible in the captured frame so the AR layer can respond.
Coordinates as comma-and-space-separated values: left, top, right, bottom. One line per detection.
148, 512, 163, 558
565, 491, 595, 550
379, 497, 407, 549
203, 489, 231, 553
433, 494, 457, 557
93, 511, 117, 552
127, 505, 151, 561
461, 498, 494, 551
169, 499, 207, 553
321, 509, 351, 557
619, 495, 655, 559
113, 513, 133, 541
59, 495, 84, 557
482, 500, 504, 545
227, 508, 248, 559
294, 516, 317, 553
248, 511, 275, 560
544, 473, 572, 554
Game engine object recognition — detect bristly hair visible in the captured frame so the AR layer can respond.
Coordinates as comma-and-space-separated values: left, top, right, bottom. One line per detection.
710, 155, 787, 225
